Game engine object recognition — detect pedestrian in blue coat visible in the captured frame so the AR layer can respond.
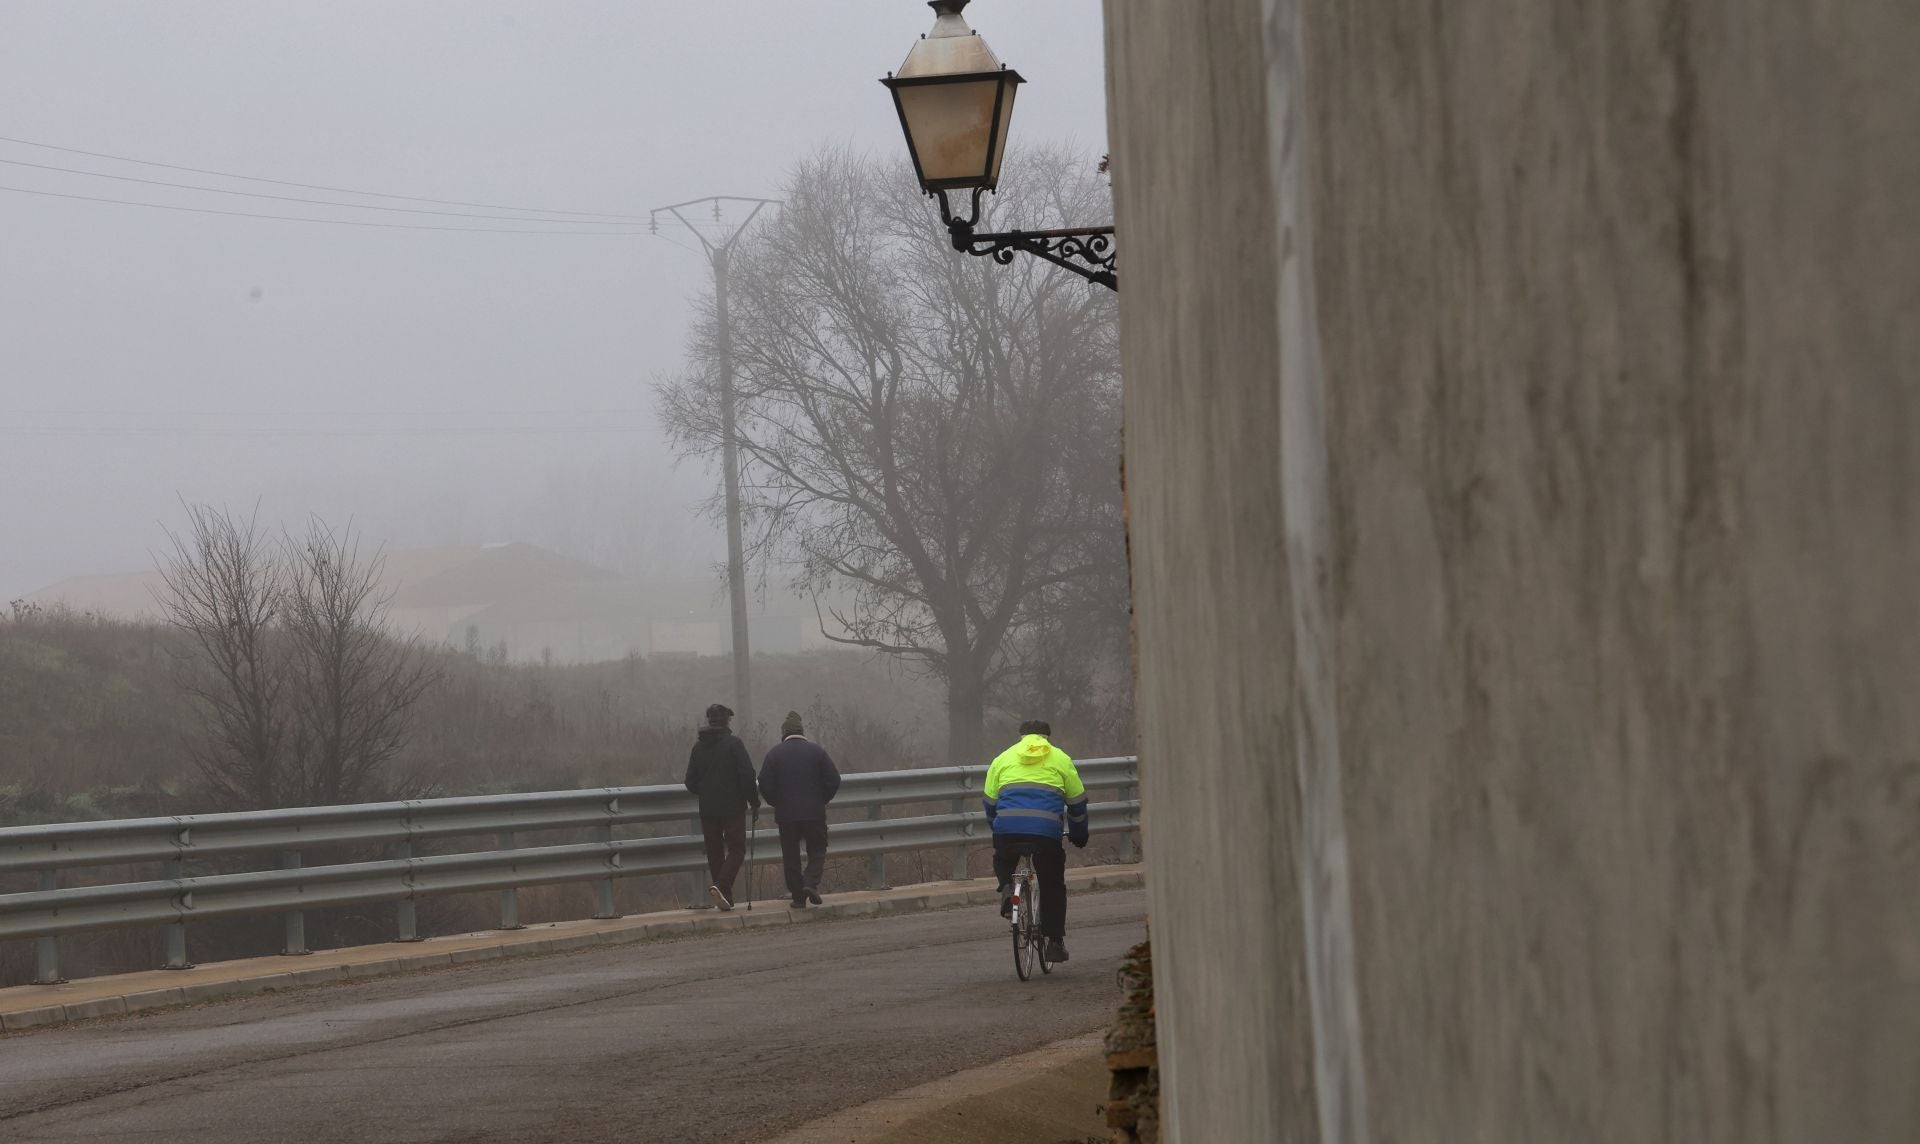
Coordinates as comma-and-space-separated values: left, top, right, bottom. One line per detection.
757, 711, 842, 907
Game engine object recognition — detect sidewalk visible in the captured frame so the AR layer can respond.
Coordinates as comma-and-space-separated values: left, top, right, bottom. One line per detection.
0, 864, 1143, 1033
762, 1031, 1111, 1144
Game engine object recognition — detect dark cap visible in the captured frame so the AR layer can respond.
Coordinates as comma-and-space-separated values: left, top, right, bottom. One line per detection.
705, 703, 735, 724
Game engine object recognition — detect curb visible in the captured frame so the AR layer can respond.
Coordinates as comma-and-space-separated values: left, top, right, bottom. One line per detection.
1, 865, 1144, 1033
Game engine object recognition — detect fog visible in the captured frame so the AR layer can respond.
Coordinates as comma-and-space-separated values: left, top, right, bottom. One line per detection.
0, 1, 1108, 600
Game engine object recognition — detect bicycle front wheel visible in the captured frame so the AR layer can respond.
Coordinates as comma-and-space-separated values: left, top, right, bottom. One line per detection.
1034, 878, 1053, 974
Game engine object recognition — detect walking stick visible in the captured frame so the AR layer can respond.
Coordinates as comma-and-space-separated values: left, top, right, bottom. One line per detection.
746, 808, 757, 911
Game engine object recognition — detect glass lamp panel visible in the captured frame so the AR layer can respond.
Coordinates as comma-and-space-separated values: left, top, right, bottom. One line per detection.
986, 79, 1018, 183
897, 77, 1005, 187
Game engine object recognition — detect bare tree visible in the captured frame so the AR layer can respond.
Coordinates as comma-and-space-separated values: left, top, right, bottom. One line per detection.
999, 534, 1135, 753
156, 505, 438, 809
155, 503, 289, 808
659, 147, 1124, 764
281, 519, 441, 805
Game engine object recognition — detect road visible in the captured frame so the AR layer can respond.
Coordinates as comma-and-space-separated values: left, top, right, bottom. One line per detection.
0, 889, 1145, 1143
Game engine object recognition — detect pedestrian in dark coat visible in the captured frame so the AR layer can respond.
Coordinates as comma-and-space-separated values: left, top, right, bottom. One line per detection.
684, 702, 759, 910
757, 710, 842, 908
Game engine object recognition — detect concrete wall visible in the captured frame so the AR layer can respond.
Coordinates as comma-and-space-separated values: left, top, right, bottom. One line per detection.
1106, 1, 1919, 1141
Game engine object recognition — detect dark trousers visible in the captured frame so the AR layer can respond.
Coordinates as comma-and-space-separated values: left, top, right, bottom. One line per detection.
992, 835, 1068, 939
700, 813, 747, 898
778, 820, 829, 898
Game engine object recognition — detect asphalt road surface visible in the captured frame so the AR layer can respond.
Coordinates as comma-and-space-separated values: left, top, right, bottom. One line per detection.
0, 889, 1146, 1143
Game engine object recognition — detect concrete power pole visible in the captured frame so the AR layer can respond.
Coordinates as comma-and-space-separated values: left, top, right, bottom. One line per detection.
652, 196, 777, 736
710, 244, 751, 735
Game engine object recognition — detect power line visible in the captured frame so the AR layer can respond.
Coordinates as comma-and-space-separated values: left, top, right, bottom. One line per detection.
0, 427, 655, 437
6, 408, 658, 416
0, 156, 641, 226
0, 132, 649, 221
0, 183, 649, 235
651, 229, 705, 257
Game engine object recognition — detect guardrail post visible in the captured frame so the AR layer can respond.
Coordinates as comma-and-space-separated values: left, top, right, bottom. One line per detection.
866, 806, 889, 890
280, 851, 309, 954
497, 831, 523, 930
592, 824, 619, 919
949, 799, 970, 881
395, 839, 422, 941
163, 858, 191, 969
1118, 784, 1137, 863
33, 869, 65, 984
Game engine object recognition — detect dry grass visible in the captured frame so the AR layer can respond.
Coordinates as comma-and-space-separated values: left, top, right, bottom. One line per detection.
0, 606, 953, 805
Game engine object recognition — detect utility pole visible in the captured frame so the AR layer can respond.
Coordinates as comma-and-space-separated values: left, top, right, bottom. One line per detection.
652, 195, 777, 737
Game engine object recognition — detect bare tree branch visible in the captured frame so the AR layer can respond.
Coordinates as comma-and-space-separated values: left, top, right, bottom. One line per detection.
281, 518, 442, 806
154, 501, 290, 808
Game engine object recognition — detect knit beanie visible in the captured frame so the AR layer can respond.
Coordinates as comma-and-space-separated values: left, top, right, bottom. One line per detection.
780, 710, 805, 737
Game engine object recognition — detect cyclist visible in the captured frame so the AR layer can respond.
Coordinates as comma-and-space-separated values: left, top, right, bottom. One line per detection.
983, 719, 1088, 963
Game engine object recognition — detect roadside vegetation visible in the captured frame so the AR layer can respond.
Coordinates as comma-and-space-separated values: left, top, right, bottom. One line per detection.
0, 600, 981, 827
0, 597, 1132, 987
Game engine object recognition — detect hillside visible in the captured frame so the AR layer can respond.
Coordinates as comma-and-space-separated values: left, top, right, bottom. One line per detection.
0, 606, 950, 825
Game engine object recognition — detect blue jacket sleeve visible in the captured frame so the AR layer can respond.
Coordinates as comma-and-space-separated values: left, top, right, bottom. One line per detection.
757, 755, 777, 806
820, 750, 842, 803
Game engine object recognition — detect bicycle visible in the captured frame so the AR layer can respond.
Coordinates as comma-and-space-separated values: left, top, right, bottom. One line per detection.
1009, 853, 1054, 980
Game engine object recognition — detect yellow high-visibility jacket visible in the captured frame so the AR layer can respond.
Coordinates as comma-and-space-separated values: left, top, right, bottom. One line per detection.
983, 734, 1087, 839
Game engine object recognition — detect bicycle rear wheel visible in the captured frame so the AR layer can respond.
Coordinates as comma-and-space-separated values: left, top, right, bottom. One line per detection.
1012, 871, 1037, 981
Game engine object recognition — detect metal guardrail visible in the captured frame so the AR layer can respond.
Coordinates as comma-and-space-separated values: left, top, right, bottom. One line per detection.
0, 758, 1138, 984
0, 760, 1130, 874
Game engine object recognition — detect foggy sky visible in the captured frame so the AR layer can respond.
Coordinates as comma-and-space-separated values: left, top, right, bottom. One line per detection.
0, 1, 1108, 601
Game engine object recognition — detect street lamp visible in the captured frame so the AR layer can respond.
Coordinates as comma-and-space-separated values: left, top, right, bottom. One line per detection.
882, 0, 1117, 291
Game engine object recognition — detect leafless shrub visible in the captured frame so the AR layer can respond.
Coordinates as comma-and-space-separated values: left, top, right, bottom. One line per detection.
154, 505, 438, 809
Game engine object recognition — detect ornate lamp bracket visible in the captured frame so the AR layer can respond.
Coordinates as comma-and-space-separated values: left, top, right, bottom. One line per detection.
936, 187, 1117, 291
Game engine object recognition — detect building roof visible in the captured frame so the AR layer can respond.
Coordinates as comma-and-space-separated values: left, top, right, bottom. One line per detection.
24, 569, 171, 619
384, 543, 619, 609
